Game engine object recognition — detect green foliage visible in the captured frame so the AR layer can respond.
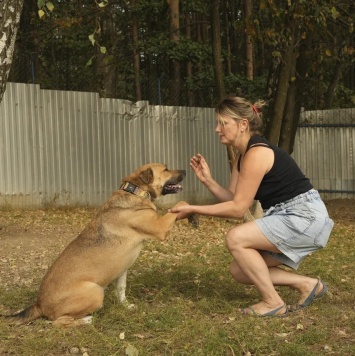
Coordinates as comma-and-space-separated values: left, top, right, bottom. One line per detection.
181, 0, 209, 13
30, 0, 99, 91
167, 37, 212, 62
37, 0, 55, 19
324, 84, 355, 108
10, 0, 355, 108
224, 74, 268, 101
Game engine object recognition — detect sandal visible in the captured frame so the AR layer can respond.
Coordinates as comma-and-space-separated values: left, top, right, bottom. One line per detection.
288, 279, 328, 313
240, 303, 288, 318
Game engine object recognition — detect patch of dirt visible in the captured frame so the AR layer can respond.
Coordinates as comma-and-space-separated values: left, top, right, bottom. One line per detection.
0, 200, 353, 290
324, 199, 355, 224
0, 208, 94, 289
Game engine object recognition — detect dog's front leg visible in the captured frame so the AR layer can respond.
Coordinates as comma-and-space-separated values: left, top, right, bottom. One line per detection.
115, 271, 135, 309
115, 271, 127, 303
154, 211, 186, 240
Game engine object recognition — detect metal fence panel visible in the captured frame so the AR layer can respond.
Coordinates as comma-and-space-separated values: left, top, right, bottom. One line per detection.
292, 109, 355, 199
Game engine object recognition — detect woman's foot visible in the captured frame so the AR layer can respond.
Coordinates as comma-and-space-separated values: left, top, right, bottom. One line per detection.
240, 301, 288, 317
288, 279, 328, 312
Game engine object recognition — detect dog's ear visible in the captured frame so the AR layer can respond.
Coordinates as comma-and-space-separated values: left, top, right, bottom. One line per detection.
140, 168, 154, 184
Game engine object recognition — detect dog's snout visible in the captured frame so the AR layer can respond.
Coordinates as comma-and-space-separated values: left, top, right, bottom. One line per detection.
182, 170, 186, 176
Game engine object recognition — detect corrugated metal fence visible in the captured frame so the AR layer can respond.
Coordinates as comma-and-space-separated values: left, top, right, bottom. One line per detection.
0, 83, 230, 208
0, 83, 354, 208
293, 108, 355, 199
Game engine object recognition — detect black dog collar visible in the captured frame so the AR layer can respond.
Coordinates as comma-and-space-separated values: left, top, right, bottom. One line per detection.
120, 182, 151, 200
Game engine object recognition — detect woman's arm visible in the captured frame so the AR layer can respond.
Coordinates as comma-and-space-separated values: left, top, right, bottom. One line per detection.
190, 154, 237, 202
171, 147, 273, 219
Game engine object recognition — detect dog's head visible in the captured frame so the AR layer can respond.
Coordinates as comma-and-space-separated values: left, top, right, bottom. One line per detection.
122, 163, 186, 200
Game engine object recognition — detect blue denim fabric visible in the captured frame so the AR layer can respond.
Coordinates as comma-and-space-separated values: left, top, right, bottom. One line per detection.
255, 189, 334, 269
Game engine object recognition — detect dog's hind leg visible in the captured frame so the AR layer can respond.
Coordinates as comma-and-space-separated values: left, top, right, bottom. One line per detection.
49, 282, 104, 327
52, 315, 93, 327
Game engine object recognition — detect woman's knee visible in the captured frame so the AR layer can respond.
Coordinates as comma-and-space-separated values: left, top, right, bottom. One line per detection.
225, 228, 242, 251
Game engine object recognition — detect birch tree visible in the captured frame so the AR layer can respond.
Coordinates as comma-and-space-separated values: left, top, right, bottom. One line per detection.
0, 0, 24, 103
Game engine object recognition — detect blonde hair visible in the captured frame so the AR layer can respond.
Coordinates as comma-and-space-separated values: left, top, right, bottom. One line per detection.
215, 95, 266, 136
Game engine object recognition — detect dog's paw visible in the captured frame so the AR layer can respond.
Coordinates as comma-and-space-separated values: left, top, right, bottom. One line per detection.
81, 315, 93, 324
187, 214, 199, 228
121, 300, 136, 310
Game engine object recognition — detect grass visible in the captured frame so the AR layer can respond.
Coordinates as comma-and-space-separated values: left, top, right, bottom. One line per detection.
0, 200, 354, 355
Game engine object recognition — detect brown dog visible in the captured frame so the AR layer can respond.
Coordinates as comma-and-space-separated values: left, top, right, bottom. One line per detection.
5, 163, 188, 327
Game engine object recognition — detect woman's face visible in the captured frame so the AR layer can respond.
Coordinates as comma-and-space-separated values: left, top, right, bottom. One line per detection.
215, 114, 244, 146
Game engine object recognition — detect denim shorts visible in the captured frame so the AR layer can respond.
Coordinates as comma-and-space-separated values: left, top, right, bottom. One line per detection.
255, 189, 334, 270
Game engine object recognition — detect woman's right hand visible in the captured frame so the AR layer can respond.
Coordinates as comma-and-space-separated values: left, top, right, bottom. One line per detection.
190, 154, 212, 184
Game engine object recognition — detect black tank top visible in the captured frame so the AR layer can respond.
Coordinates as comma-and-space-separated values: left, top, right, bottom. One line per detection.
237, 136, 313, 210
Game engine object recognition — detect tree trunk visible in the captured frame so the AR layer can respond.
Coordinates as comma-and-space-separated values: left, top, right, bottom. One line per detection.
0, 0, 24, 103
265, 20, 298, 145
97, 12, 117, 98
278, 54, 297, 153
131, 0, 141, 101
185, 12, 195, 106
168, 0, 180, 106
211, 0, 236, 170
8, 0, 38, 84
243, 0, 253, 80
210, 0, 225, 101
223, 1, 232, 75
279, 35, 312, 154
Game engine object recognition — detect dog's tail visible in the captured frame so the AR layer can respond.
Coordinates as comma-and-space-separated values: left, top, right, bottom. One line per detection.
1, 304, 43, 325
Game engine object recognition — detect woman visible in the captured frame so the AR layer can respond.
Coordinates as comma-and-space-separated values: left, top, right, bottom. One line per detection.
170, 95, 334, 317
